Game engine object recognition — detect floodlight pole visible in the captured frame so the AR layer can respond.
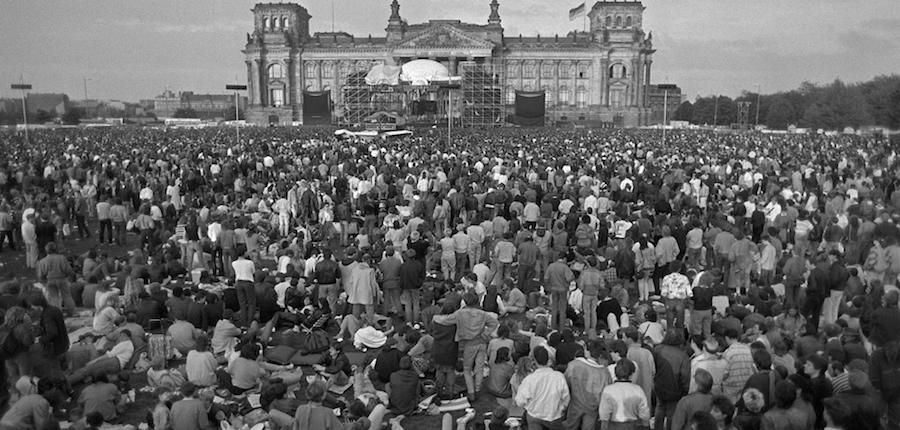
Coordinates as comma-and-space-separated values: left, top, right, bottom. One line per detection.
11, 78, 32, 144
226, 84, 248, 144
448, 89, 452, 147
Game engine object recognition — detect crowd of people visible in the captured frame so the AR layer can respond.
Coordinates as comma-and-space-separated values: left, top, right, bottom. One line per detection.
0, 124, 898, 430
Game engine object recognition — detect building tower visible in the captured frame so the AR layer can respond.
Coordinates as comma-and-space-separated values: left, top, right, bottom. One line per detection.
243, 3, 311, 125
587, 1, 655, 124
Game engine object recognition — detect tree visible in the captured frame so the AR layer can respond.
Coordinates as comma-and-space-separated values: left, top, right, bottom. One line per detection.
62, 108, 84, 125
173, 107, 198, 118
690, 96, 716, 125
673, 101, 693, 122
764, 96, 796, 129
800, 79, 872, 129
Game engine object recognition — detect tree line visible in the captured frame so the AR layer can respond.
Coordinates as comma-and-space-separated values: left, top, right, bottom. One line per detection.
673, 75, 900, 130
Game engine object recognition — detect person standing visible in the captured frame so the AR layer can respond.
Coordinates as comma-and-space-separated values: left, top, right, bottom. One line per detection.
377, 247, 402, 315
514, 346, 570, 429
545, 254, 574, 331
721, 327, 755, 404
452, 224, 470, 280
517, 236, 540, 292
433, 291, 499, 402
21, 212, 38, 269
36, 242, 75, 313
660, 261, 691, 329
577, 256, 604, 339
399, 249, 424, 324
565, 340, 611, 430
231, 253, 256, 328
670, 369, 715, 430
467, 219, 485, 271
347, 253, 378, 322
598, 358, 651, 430
109, 198, 129, 246
96, 196, 112, 244
0, 203, 15, 252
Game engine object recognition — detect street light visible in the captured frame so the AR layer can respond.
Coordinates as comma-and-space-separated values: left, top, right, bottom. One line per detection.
83, 77, 92, 101
657, 84, 677, 146
225, 84, 247, 143
11, 79, 32, 144
755, 83, 761, 127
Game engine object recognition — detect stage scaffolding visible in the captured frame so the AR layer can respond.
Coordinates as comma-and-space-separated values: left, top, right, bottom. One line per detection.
460, 61, 504, 128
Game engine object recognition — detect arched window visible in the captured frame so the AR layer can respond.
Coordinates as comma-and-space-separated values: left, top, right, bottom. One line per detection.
305, 62, 318, 77
559, 62, 571, 79
507, 62, 519, 78
270, 88, 284, 107
576, 86, 587, 108
262, 17, 269, 30
605, 16, 611, 27
559, 85, 570, 105
615, 16, 622, 27
609, 63, 626, 79
273, 16, 281, 29
268, 63, 285, 79
542, 85, 553, 106
541, 63, 554, 78
322, 61, 334, 78
282, 17, 289, 28
524, 62, 536, 78
626, 16, 633, 27
578, 63, 589, 79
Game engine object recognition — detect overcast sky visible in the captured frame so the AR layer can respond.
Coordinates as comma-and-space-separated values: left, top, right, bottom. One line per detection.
0, 0, 897, 101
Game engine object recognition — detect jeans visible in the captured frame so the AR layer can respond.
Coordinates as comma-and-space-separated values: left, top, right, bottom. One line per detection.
526, 413, 565, 430
565, 405, 598, 430
401, 288, 420, 324
518, 263, 536, 291
455, 252, 468, 280
352, 303, 375, 322
98, 219, 112, 243
550, 290, 568, 330
235, 280, 257, 327
665, 298, 686, 329
461, 340, 486, 396
582, 294, 598, 335
113, 220, 127, 245
784, 279, 802, 310
468, 244, 482, 270
655, 399, 679, 430
434, 365, 457, 399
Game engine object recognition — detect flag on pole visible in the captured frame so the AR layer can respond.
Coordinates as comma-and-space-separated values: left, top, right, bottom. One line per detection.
568, 2, 586, 21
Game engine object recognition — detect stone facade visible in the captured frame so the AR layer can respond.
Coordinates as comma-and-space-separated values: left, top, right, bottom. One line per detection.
243, 1, 655, 126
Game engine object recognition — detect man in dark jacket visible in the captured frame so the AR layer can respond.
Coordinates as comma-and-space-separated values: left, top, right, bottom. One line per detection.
653, 329, 691, 430
26, 292, 69, 373
870, 290, 900, 347
398, 249, 424, 324
871, 340, 900, 428
432, 302, 459, 400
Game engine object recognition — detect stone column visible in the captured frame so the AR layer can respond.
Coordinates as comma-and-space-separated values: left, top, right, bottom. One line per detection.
246, 61, 256, 105
599, 57, 609, 106
633, 57, 643, 108
285, 58, 294, 106
256, 59, 266, 106
317, 61, 323, 93
644, 60, 652, 107
449, 57, 458, 76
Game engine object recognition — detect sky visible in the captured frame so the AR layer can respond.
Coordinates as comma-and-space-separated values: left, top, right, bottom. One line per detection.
0, 0, 897, 101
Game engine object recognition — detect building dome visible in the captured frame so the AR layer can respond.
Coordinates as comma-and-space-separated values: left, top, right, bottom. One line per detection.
400, 59, 450, 85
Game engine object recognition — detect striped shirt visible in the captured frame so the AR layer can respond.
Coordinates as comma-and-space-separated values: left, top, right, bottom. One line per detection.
722, 342, 756, 404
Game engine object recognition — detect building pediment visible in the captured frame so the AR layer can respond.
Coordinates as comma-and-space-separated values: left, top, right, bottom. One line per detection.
397, 24, 494, 49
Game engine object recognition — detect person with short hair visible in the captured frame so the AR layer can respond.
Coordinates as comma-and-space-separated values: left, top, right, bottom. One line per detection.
170, 382, 213, 430
671, 369, 715, 430
433, 290, 499, 402
565, 340, 611, 430
292, 380, 344, 430
67, 330, 134, 386
514, 346, 570, 429
598, 358, 651, 430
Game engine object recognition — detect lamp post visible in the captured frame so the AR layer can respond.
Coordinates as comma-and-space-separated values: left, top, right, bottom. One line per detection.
755, 83, 761, 127
712, 95, 719, 127
83, 77, 92, 101
11, 79, 32, 144
657, 84, 677, 146
226, 84, 247, 144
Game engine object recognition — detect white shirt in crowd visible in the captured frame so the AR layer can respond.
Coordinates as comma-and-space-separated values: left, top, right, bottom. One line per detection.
232, 258, 256, 282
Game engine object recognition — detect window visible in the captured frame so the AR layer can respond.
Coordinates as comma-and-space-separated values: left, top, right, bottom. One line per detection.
268, 63, 285, 79
605, 16, 611, 27
542, 86, 553, 106
282, 17, 289, 28
559, 62, 570, 78
559, 85, 570, 105
305, 62, 317, 78
270, 88, 284, 107
626, 16, 633, 27
576, 86, 587, 108
610, 87, 624, 108
262, 17, 269, 30
578, 63, 589, 79
609, 63, 626, 79
541, 63, 554, 78
615, 16, 622, 27
507, 62, 519, 78
524, 62, 535, 78
273, 16, 281, 29
322, 61, 334, 78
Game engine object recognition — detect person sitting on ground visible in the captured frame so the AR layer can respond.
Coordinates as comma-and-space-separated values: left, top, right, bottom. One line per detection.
185, 335, 217, 387
292, 380, 344, 430
68, 330, 134, 386
387, 356, 421, 416
77, 373, 120, 423
170, 382, 214, 430
0, 376, 51, 430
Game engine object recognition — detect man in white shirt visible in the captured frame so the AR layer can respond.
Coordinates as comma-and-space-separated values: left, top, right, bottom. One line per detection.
515, 346, 570, 428
232, 254, 256, 327
67, 330, 134, 385
466, 221, 485, 271
207, 218, 223, 276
